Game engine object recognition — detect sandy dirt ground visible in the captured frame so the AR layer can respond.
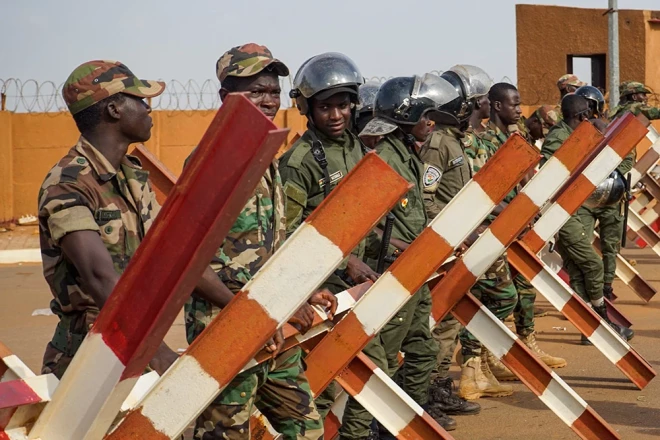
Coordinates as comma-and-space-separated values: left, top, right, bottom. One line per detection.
1, 238, 659, 439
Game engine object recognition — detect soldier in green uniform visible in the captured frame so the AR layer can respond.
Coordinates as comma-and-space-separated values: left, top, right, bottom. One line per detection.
184, 44, 336, 440
542, 94, 634, 345
525, 105, 560, 144
461, 83, 566, 390
355, 81, 381, 149
279, 52, 380, 438
355, 74, 460, 435
419, 65, 492, 416
38, 60, 237, 380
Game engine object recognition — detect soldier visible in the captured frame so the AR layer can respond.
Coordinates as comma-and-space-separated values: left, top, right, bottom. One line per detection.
279, 52, 380, 437
354, 73, 460, 435
38, 60, 238, 381
419, 65, 491, 417
184, 44, 336, 440
609, 81, 660, 120
557, 74, 586, 100
461, 83, 566, 388
525, 105, 560, 144
542, 94, 634, 345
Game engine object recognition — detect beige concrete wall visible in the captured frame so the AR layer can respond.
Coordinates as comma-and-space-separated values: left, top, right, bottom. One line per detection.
517, 4, 647, 106
0, 108, 307, 223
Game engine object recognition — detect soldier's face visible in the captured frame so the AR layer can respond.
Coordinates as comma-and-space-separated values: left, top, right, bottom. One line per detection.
220, 72, 282, 120
527, 116, 543, 141
497, 90, 522, 125
410, 114, 432, 142
633, 93, 648, 104
118, 95, 153, 143
311, 93, 352, 139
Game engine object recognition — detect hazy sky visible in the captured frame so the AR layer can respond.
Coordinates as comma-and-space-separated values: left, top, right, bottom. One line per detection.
1, 0, 658, 101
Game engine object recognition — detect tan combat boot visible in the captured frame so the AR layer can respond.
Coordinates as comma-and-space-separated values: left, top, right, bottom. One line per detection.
486, 350, 517, 381
458, 352, 513, 400
521, 332, 567, 368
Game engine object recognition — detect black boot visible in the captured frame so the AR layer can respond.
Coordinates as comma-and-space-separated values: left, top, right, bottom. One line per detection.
422, 403, 457, 431
580, 334, 593, 346
593, 303, 634, 341
603, 284, 614, 301
429, 376, 481, 415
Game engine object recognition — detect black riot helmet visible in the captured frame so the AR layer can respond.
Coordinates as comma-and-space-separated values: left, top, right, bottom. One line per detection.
289, 52, 363, 116
440, 71, 473, 121
355, 81, 380, 134
439, 65, 494, 125
360, 74, 459, 137
575, 85, 605, 118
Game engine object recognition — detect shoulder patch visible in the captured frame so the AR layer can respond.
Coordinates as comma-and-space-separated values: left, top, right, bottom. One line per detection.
423, 165, 442, 187
283, 180, 308, 207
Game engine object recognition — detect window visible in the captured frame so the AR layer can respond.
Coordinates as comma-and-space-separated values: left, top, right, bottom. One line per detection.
566, 54, 607, 93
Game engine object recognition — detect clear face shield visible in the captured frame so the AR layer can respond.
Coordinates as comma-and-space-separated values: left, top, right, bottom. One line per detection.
293, 52, 363, 99
411, 73, 460, 109
357, 82, 380, 113
448, 64, 494, 99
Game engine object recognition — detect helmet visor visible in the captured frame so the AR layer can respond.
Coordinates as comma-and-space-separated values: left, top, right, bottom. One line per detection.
448, 65, 494, 99
294, 52, 363, 99
412, 73, 460, 108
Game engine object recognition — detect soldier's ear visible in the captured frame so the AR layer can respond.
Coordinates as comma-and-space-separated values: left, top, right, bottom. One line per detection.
106, 98, 122, 121
492, 100, 501, 112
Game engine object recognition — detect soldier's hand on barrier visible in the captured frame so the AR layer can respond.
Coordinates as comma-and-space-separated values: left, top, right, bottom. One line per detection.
264, 328, 284, 358
309, 289, 338, 320
289, 304, 316, 334
149, 343, 179, 376
346, 254, 379, 281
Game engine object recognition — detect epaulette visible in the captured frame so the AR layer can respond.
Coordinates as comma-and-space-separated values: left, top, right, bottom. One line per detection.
284, 138, 313, 170
59, 156, 89, 184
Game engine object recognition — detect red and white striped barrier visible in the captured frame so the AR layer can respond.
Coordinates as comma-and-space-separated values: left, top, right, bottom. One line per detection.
429, 115, 647, 438
105, 153, 411, 439
0, 375, 59, 439
302, 134, 539, 398
508, 241, 655, 389
29, 94, 290, 440
452, 293, 621, 440
592, 233, 657, 303
334, 353, 454, 440
0, 342, 34, 383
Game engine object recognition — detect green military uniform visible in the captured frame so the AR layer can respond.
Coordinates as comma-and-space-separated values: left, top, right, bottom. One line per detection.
278, 126, 366, 425
38, 137, 161, 378
419, 125, 471, 378
185, 154, 323, 440
459, 121, 519, 359
279, 127, 367, 294
541, 121, 605, 304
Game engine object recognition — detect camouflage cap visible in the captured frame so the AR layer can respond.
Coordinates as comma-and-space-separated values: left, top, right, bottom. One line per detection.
619, 81, 651, 97
216, 43, 289, 82
359, 116, 398, 137
62, 60, 165, 115
557, 74, 586, 91
534, 105, 560, 128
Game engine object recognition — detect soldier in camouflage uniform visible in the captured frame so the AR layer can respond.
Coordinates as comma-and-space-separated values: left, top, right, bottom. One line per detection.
184, 44, 335, 440
419, 66, 490, 416
39, 61, 236, 380
279, 53, 380, 437
355, 74, 460, 434
543, 94, 634, 345
525, 105, 560, 144
461, 83, 566, 388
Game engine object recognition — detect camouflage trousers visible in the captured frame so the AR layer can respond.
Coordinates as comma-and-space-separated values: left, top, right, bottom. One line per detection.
577, 204, 624, 284
460, 256, 518, 360
193, 347, 323, 440
556, 213, 604, 303
432, 315, 461, 378
41, 342, 74, 379
339, 285, 439, 439
512, 272, 538, 336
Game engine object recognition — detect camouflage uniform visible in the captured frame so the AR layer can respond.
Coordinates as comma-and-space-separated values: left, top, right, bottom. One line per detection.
186, 44, 322, 440
278, 126, 365, 424
38, 60, 165, 379
39, 138, 161, 378
541, 121, 604, 303
458, 121, 519, 359
419, 125, 471, 378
